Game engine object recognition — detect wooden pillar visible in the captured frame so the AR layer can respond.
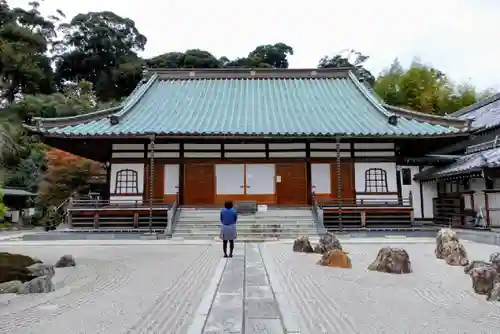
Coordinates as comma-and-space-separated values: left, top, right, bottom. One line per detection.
93, 212, 99, 229
133, 212, 139, 228
179, 143, 185, 205
484, 190, 491, 228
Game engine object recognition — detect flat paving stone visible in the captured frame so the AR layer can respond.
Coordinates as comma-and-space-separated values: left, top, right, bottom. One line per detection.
245, 318, 284, 334
204, 293, 243, 333
246, 285, 273, 299
245, 298, 280, 319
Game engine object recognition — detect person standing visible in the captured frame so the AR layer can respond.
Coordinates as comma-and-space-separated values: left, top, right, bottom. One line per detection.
220, 201, 237, 258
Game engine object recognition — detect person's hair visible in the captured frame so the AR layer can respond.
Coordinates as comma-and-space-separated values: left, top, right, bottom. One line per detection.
224, 201, 233, 209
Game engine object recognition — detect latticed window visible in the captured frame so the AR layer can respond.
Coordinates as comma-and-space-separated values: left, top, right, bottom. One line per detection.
115, 169, 139, 194
364, 168, 388, 193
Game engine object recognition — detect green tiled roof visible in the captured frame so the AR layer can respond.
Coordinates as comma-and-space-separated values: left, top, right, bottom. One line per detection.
31, 68, 468, 137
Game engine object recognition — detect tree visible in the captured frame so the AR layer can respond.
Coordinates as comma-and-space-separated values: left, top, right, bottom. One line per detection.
0, 0, 63, 104
224, 43, 294, 68
318, 49, 375, 86
147, 49, 222, 68
374, 59, 492, 114
0, 188, 5, 222
54, 11, 147, 102
37, 149, 103, 207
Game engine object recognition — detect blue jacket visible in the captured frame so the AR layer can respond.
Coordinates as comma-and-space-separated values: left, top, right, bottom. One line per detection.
220, 208, 238, 226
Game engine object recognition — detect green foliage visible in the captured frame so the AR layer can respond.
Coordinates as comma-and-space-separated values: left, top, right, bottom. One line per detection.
0, 187, 5, 221
54, 11, 147, 102
318, 49, 375, 86
374, 59, 493, 115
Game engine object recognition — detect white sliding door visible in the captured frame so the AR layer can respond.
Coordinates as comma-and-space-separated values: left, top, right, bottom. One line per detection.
246, 164, 275, 194
216, 164, 245, 194
164, 164, 179, 194
311, 163, 331, 194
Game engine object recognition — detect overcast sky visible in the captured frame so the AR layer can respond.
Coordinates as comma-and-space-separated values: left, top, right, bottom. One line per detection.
9, 0, 500, 91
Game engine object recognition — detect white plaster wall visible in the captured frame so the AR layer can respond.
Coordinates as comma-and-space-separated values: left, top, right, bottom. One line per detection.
354, 162, 397, 193
109, 195, 143, 205
399, 166, 422, 218
469, 178, 486, 213
488, 179, 500, 227
421, 182, 437, 218
109, 163, 145, 196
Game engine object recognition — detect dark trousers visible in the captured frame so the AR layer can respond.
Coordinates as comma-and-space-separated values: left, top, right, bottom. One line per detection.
222, 240, 234, 256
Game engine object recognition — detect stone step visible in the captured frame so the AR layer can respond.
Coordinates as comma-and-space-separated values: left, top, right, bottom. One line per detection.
175, 221, 315, 226
176, 218, 314, 223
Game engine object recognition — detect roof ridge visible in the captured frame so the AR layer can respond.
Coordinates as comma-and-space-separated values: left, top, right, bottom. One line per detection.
346, 71, 392, 118
114, 73, 158, 121
27, 74, 158, 129
452, 92, 500, 117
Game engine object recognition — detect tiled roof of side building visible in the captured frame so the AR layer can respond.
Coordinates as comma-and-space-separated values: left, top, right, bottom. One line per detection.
451, 93, 500, 131
414, 146, 500, 181
26, 68, 469, 138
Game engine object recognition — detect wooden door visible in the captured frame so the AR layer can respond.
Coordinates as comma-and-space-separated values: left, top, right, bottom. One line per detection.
184, 163, 215, 205
276, 162, 307, 205
331, 161, 355, 204
144, 163, 165, 202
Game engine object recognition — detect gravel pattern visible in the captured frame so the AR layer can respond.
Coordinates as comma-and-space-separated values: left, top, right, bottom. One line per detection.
261, 241, 500, 334
0, 244, 221, 334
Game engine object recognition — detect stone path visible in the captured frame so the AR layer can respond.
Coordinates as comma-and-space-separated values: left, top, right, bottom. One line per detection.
190, 243, 286, 334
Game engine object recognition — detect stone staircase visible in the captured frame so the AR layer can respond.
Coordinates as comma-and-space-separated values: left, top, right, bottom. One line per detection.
172, 208, 319, 240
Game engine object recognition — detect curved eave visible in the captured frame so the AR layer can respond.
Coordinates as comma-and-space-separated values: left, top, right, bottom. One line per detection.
383, 104, 470, 129
30, 130, 468, 140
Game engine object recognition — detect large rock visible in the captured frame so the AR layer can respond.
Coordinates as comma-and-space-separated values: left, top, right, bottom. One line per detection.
490, 252, 500, 271
313, 232, 342, 254
368, 247, 412, 274
444, 242, 469, 266
292, 236, 314, 253
487, 282, 500, 301
0, 252, 42, 284
55, 255, 76, 268
17, 276, 54, 294
317, 249, 352, 269
0, 280, 23, 294
435, 228, 459, 259
27, 263, 55, 278
464, 260, 492, 275
470, 266, 498, 295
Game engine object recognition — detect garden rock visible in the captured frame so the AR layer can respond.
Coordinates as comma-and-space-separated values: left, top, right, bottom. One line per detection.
317, 249, 352, 268
490, 252, 500, 271
313, 232, 342, 254
464, 260, 491, 275
444, 242, 469, 266
27, 263, 55, 278
487, 281, 500, 301
0, 280, 23, 294
435, 228, 458, 259
470, 266, 498, 295
292, 236, 314, 253
0, 252, 42, 284
55, 255, 76, 268
368, 247, 412, 274
17, 276, 54, 294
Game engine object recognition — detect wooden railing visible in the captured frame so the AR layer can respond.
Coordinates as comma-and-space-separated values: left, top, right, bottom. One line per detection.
70, 198, 171, 209
316, 196, 412, 208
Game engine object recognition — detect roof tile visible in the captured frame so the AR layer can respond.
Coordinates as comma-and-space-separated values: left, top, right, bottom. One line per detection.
42, 70, 463, 137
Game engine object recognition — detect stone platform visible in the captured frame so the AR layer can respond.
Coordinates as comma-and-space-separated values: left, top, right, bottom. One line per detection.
0, 238, 499, 333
